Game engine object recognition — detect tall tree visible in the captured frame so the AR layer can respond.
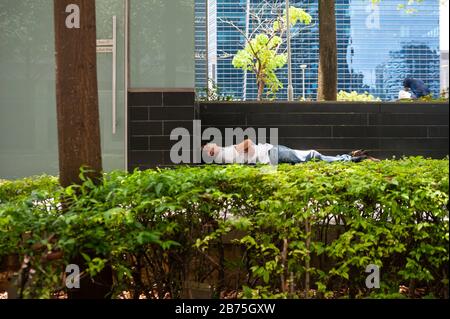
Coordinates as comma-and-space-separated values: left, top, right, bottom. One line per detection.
317, 0, 337, 101
54, 0, 112, 299
54, 0, 102, 187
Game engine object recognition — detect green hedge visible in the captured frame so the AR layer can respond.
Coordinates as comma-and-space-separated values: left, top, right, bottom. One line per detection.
0, 157, 448, 299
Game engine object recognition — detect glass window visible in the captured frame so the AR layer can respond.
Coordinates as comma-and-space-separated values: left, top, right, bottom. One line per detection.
195, 0, 440, 101
130, 0, 195, 88
0, 0, 58, 179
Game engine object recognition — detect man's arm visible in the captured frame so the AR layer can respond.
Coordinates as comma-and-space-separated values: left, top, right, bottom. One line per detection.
234, 139, 256, 158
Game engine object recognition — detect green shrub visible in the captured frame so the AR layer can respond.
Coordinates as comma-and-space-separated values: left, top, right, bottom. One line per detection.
337, 91, 381, 102
399, 94, 449, 103
0, 158, 448, 299
0, 175, 59, 205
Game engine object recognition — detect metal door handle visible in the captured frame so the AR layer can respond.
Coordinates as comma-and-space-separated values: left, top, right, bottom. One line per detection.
112, 15, 117, 135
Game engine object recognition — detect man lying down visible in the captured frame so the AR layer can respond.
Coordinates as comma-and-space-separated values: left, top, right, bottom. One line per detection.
202, 139, 379, 165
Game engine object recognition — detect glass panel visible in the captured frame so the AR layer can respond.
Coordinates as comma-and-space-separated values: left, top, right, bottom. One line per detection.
0, 0, 58, 179
130, 0, 195, 88
96, 0, 126, 172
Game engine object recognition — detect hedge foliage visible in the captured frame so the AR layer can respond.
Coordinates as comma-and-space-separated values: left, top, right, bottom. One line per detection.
0, 157, 448, 299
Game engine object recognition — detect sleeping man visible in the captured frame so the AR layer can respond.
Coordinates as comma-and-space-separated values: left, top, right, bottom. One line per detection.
202, 139, 379, 165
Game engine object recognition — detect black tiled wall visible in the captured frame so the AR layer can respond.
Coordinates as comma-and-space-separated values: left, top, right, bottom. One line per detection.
200, 102, 449, 160
128, 97, 449, 170
128, 91, 197, 171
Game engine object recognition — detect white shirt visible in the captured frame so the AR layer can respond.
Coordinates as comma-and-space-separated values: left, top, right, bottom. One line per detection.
216, 145, 244, 164
398, 89, 412, 100
216, 143, 273, 164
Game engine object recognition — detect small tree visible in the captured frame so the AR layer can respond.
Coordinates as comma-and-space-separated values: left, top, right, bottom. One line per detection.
226, 2, 311, 100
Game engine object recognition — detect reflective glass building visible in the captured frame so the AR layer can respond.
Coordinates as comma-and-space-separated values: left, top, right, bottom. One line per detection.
195, 0, 208, 91
196, 0, 441, 101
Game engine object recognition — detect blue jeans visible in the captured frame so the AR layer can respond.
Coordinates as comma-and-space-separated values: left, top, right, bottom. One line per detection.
269, 145, 353, 164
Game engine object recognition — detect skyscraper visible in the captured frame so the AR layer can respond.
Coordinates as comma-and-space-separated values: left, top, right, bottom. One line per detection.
196, 0, 441, 101
195, 0, 208, 93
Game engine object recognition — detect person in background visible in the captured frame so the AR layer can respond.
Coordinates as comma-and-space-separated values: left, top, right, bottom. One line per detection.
403, 78, 431, 99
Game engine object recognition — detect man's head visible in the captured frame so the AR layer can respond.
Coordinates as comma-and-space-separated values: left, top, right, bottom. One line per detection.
403, 78, 413, 89
202, 143, 221, 159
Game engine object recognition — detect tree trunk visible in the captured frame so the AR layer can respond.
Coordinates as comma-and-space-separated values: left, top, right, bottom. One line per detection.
257, 80, 265, 101
317, 0, 337, 101
54, 0, 112, 299
54, 0, 102, 187
304, 219, 311, 299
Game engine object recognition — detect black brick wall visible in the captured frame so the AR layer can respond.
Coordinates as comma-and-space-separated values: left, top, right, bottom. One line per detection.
128, 91, 197, 171
200, 102, 449, 160
128, 97, 448, 170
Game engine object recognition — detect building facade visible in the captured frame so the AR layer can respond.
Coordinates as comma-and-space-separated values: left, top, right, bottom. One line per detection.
0, 0, 196, 179
441, 50, 449, 95
197, 0, 441, 101
0, 0, 446, 179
